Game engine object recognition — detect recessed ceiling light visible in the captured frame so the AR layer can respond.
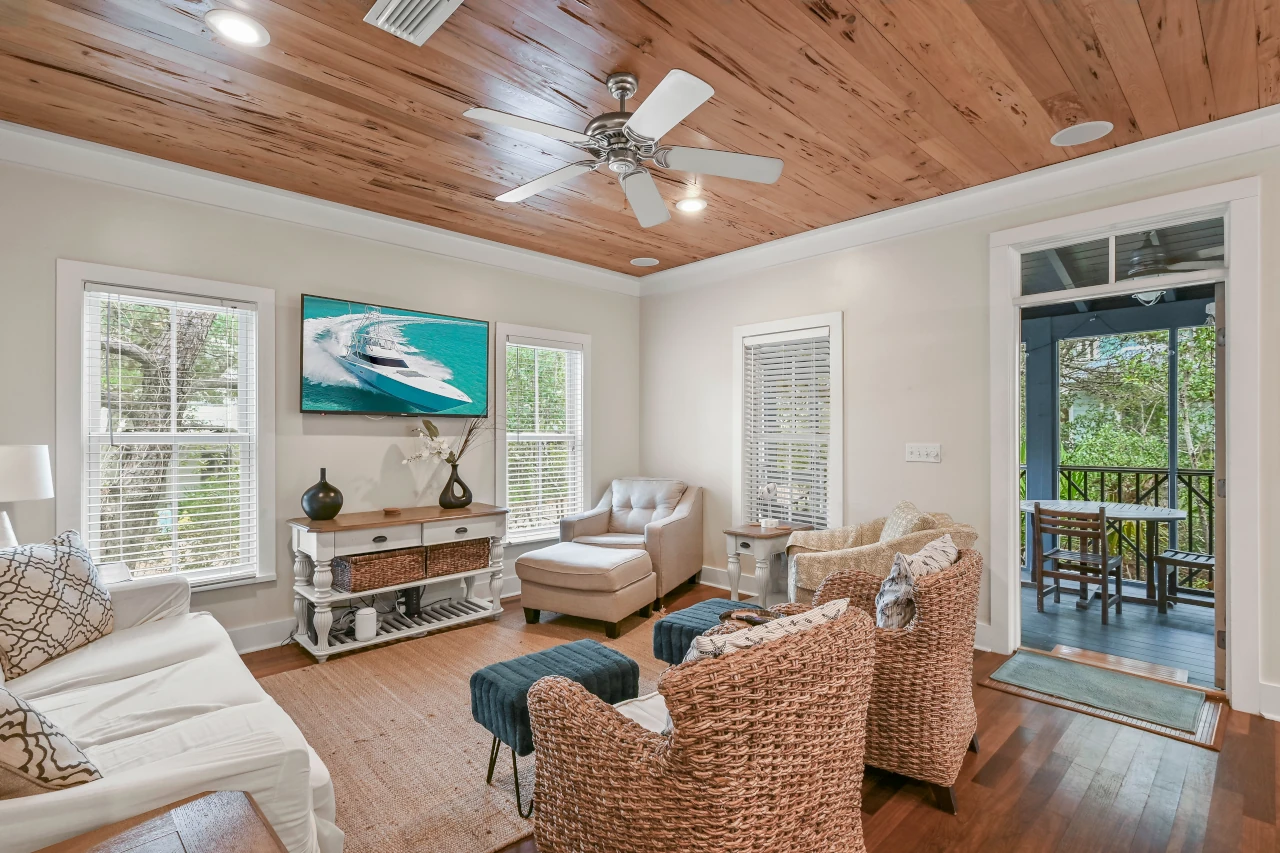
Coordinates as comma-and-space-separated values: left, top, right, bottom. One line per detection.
1050, 121, 1113, 147
676, 197, 707, 213
205, 9, 271, 47
630, 257, 660, 267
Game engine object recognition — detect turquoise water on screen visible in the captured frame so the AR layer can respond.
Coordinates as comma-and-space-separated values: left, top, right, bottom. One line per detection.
301, 295, 489, 416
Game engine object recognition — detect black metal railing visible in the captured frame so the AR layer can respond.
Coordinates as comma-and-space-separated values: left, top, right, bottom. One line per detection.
1020, 464, 1216, 599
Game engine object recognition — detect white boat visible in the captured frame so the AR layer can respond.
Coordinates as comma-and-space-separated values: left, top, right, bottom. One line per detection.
337, 310, 472, 411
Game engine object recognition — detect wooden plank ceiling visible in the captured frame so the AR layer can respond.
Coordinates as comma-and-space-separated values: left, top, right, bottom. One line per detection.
0, 0, 1275, 276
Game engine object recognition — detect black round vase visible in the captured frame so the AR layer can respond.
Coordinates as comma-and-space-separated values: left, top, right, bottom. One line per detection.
301, 468, 344, 520
439, 462, 473, 510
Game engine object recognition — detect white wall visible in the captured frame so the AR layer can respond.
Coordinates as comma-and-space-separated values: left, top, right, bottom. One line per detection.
0, 160, 640, 643
640, 145, 1280, 685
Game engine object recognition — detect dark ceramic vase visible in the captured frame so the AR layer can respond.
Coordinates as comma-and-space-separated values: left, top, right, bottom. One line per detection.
439, 462, 473, 510
301, 468, 344, 520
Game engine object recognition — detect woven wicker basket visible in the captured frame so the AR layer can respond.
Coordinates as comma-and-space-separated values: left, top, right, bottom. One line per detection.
332, 546, 425, 593
426, 538, 490, 578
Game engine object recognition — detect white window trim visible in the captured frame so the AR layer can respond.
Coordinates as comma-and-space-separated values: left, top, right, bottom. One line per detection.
732, 312, 844, 529
494, 323, 592, 545
55, 260, 277, 590
987, 178, 1262, 716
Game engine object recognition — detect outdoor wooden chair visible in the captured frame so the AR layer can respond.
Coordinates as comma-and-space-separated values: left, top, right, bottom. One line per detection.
1154, 549, 1216, 614
1031, 502, 1123, 624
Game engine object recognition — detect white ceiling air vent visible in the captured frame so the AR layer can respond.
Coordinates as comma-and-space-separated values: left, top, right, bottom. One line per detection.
364, 0, 465, 46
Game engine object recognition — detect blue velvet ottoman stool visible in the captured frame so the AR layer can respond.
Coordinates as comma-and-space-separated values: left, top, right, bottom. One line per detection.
651, 598, 761, 665
470, 639, 639, 816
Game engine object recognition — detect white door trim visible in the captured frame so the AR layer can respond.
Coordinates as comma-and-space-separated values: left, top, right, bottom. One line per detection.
985, 179, 1263, 715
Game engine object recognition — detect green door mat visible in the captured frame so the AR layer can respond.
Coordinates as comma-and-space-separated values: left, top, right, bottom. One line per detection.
991, 651, 1206, 732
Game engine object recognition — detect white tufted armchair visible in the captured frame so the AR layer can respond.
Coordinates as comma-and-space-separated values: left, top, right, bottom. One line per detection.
560, 478, 704, 602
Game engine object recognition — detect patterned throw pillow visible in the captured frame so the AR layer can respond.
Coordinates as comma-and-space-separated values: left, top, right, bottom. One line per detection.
0, 685, 101, 798
875, 553, 917, 629
905, 534, 959, 580
0, 531, 114, 680
875, 535, 961, 629
685, 598, 849, 662
879, 500, 937, 543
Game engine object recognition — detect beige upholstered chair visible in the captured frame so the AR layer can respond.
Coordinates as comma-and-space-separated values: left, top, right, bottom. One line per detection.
777, 549, 983, 814
787, 510, 977, 603
527, 607, 877, 853
560, 478, 703, 603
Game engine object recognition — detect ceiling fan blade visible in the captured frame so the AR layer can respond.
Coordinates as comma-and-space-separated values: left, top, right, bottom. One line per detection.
495, 162, 596, 203
620, 169, 670, 228
624, 70, 713, 142
656, 146, 784, 184
464, 108, 592, 145
1166, 261, 1225, 271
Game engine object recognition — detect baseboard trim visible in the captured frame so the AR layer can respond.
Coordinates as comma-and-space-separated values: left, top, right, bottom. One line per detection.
1259, 681, 1280, 721
695, 565, 761, 598
226, 617, 296, 654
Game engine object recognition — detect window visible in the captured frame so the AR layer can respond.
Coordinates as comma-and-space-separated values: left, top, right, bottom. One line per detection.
496, 325, 590, 544
733, 314, 843, 530
1019, 217, 1224, 297
57, 262, 275, 587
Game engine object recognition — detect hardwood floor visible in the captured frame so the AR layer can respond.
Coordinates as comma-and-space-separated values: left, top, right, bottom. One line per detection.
243, 584, 1276, 853
1020, 583, 1217, 688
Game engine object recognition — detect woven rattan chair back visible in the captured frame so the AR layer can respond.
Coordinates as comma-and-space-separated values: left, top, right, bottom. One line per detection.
809, 548, 983, 813
527, 607, 877, 853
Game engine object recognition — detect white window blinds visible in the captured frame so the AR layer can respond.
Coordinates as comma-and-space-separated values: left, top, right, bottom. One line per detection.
742, 329, 831, 530
82, 284, 259, 583
503, 336, 585, 543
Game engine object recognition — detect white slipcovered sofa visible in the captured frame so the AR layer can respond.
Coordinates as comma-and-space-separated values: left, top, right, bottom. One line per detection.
0, 573, 342, 853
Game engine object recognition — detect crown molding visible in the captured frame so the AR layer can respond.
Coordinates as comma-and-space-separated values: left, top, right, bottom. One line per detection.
640, 104, 1280, 296
9, 102, 1280, 302
0, 120, 641, 298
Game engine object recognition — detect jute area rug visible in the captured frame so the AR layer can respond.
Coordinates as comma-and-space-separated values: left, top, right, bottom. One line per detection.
259, 609, 672, 853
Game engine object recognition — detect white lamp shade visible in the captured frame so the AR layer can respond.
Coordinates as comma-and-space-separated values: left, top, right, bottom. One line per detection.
0, 445, 54, 502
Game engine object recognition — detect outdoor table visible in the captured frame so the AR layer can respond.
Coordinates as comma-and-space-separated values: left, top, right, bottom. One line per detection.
1021, 500, 1188, 605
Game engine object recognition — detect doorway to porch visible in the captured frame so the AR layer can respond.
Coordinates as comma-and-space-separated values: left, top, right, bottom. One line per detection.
1018, 226, 1223, 689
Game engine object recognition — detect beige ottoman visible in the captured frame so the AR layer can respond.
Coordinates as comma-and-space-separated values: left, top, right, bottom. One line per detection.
515, 542, 657, 639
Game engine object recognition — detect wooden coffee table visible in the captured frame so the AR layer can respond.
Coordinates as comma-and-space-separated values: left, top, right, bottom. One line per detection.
724, 523, 812, 606
36, 791, 286, 853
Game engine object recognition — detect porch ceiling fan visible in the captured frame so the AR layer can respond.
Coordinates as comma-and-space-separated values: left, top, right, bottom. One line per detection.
463, 70, 784, 228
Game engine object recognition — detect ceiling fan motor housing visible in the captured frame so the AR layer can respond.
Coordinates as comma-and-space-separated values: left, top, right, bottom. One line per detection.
466, 68, 782, 227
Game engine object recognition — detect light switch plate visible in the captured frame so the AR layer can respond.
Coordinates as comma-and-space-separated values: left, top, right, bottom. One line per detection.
906, 443, 941, 463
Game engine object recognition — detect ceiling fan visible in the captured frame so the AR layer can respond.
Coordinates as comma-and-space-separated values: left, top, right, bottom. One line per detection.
463, 70, 784, 228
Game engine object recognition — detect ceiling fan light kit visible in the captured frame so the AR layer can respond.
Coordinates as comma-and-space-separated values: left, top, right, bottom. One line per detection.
464, 70, 784, 229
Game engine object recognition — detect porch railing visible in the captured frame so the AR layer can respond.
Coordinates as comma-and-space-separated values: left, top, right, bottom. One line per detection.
1020, 465, 1216, 599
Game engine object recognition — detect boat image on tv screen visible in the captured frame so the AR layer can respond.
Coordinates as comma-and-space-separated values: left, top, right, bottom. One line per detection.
301, 295, 489, 416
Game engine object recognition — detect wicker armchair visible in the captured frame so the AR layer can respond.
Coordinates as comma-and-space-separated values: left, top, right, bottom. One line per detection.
775, 548, 983, 813
527, 608, 877, 853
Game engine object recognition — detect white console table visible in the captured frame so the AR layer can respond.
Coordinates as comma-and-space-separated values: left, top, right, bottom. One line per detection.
288, 503, 508, 662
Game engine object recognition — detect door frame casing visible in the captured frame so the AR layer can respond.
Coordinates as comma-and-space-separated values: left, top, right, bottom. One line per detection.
987, 178, 1262, 714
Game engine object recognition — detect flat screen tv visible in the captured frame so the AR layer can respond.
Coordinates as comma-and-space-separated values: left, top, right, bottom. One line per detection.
301, 294, 489, 417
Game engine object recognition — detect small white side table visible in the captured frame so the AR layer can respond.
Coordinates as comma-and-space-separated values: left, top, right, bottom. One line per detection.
723, 523, 812, 607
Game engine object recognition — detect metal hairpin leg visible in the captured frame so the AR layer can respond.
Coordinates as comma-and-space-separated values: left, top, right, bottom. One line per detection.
485, 735, 534, 818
